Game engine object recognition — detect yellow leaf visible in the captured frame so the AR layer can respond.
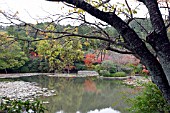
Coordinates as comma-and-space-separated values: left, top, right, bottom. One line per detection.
75, 27, 78, 32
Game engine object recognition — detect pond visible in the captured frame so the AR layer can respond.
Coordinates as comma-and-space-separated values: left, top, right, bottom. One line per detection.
0, 75, 139, 113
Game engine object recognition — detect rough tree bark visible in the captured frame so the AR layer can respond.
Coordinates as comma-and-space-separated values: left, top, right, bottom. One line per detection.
46, 0, 170, 103
144, 0, 170, 85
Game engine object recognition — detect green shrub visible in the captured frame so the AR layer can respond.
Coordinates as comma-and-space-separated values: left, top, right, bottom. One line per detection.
20, 66, 29, 73
75, 63, 87, 70
128, 64, 142, 75
28, 58, 42, 72
128, 82, 170, 113
38, 61, 50, 72
13, 58, 50, 73
121, 67, 132, 75
99, 70, 110, 77
111, 72, 126, 77
0, 98, 47, 113
100, 60, 116, 73
95, 64, 102, 73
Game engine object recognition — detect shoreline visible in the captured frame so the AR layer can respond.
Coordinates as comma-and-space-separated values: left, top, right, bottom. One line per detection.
0, 73, 51, 78
0, 73, 99, 78
0, 73, 151, 87
0, 73, 150, 101
0, 73, 150, 80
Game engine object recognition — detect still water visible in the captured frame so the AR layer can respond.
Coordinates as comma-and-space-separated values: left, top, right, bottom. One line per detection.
10, 75, 138, 113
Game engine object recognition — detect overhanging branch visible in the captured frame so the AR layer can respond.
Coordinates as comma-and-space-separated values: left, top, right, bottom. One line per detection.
106, 46, 134, 54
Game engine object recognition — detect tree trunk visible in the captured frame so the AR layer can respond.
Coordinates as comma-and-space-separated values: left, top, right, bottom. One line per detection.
67, 65, 70, 74
5, 69, 7, 74
143, 0, 170, 86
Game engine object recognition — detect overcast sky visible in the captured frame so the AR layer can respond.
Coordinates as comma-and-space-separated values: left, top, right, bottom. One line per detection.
0, 0, 70, 24
0, 0, 161, 25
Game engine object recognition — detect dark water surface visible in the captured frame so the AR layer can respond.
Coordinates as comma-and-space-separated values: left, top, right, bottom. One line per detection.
1, 75, 139, 113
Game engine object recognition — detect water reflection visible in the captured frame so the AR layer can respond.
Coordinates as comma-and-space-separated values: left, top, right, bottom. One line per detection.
56, 107, 120, 113
14, 75, 138, 113
87, 107, 120, 113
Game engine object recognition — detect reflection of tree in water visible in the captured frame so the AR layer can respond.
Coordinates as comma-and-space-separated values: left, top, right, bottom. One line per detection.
80, 80, 122, 113
40, 77, 84, 113
17, 75, 139, 113
84, 79, 98, 93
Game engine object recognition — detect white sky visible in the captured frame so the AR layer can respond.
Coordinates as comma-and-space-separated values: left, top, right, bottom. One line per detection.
0, 0, 167, 25
0, 0, 71, 24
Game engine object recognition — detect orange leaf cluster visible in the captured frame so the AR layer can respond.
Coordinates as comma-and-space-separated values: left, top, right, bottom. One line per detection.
84, 53, 96, 67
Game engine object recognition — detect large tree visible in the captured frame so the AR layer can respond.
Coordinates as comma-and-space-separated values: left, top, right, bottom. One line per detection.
0, 0, 169, 103
44, 0, 170, 103
0, 32, 28, 73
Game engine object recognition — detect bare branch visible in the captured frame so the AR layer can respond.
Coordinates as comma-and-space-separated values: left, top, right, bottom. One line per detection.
137, 0, 145, 3
125, 0, 133, 18
98, 0, 110, 7
106, 46, 134, 54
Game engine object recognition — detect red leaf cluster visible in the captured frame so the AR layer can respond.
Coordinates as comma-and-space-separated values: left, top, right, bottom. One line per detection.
84, 53, 96, 67
142, 65, 149, 75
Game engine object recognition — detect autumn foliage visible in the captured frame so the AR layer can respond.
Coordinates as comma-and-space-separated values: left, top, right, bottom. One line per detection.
84, 53, 112, 68
84, 53, 96, 67
142, 65, 149, 75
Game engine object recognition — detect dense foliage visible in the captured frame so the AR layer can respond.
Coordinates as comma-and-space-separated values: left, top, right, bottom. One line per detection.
0, 21, 152, 73
0, 32, 28, 73
0, 98, 46, 113
129, 82, 170, 113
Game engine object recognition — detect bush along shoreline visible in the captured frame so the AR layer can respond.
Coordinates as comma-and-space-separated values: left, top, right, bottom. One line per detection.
128, 82, 170, 113
0, 97, 47, 113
